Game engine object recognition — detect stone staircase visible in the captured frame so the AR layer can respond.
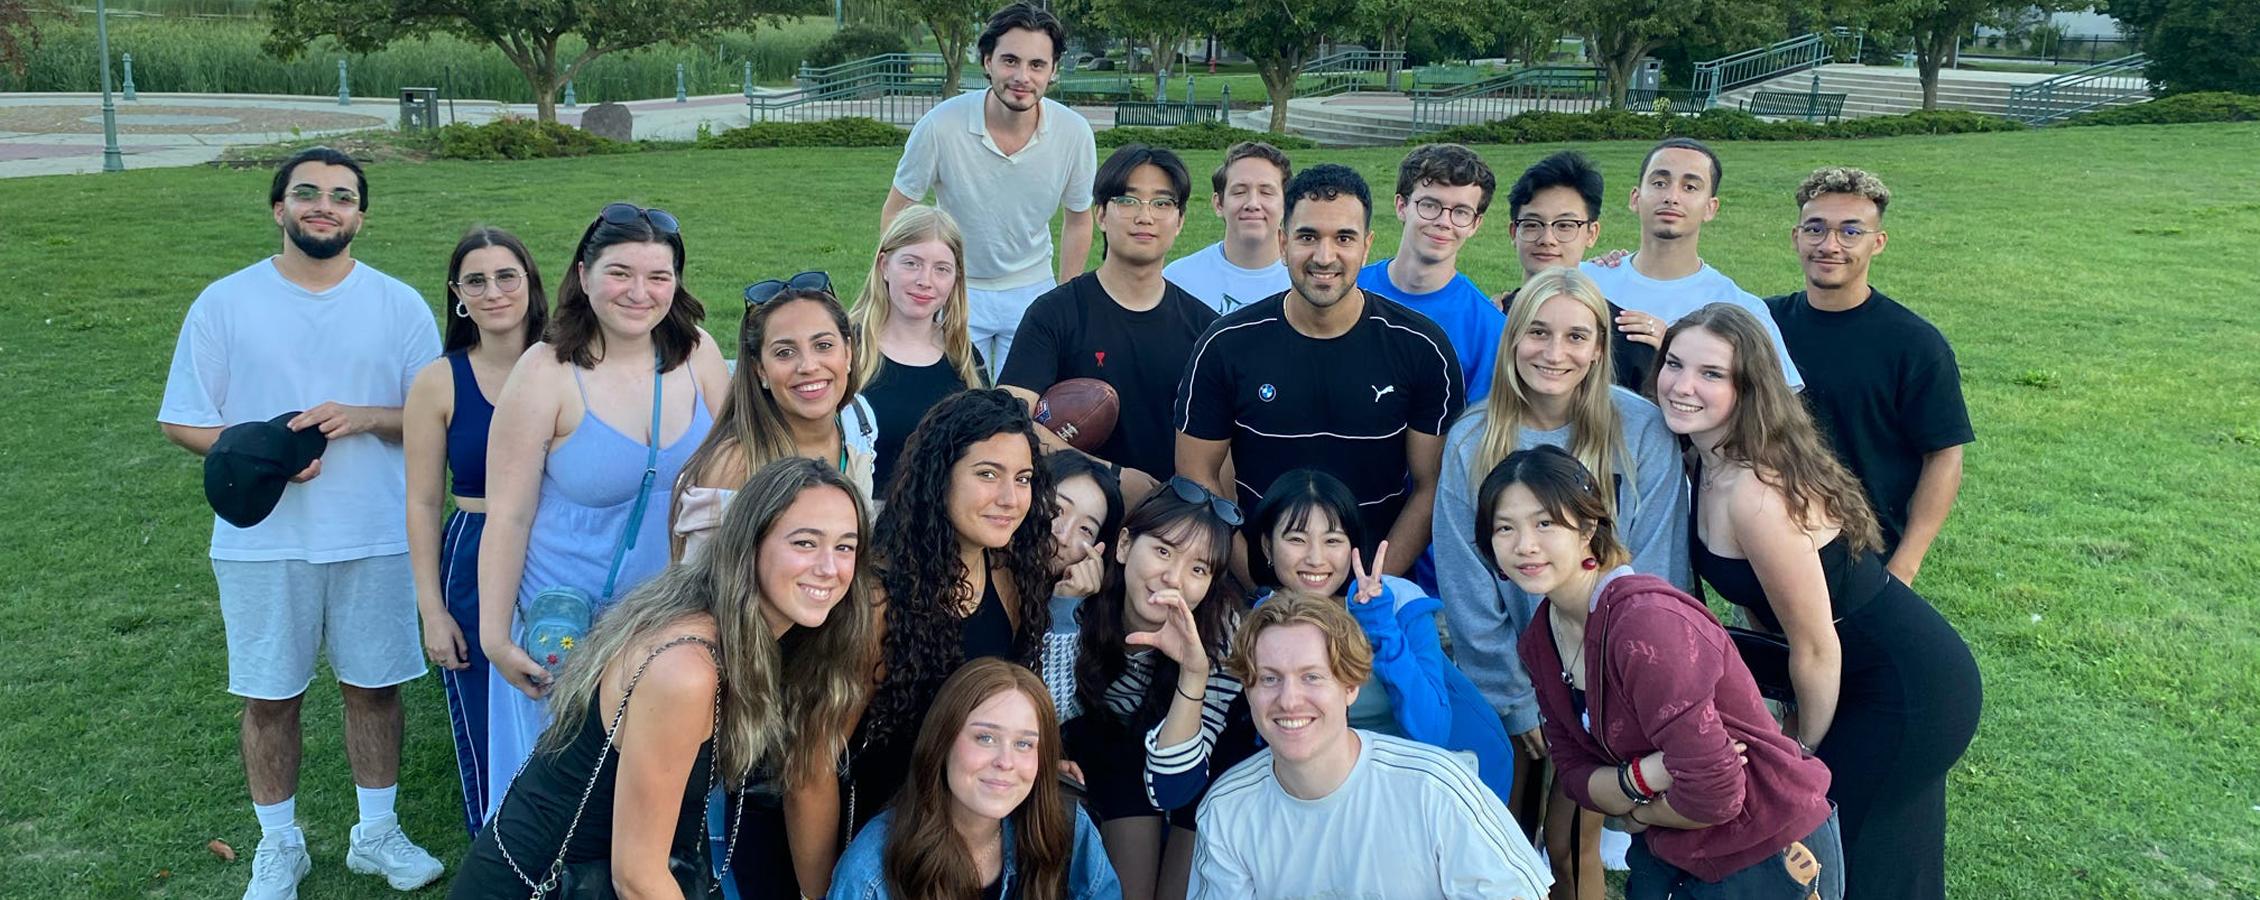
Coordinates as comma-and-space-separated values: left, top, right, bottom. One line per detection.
1714, 63, 2082, 119
1246, 96, 1421, 147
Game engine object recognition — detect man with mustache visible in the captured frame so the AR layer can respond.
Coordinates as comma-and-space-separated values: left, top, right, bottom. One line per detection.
1175, 164, 1463, 578
1766, 167, 1971, 587
1579, 138, 1802, 391
881, 2, 1097, 382
159, 147, 446, 899
1001, 144, 1217, 486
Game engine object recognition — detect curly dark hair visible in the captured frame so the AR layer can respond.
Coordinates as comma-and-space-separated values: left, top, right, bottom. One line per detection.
1074, 486, 1245, 731
863, 388, 1059, 747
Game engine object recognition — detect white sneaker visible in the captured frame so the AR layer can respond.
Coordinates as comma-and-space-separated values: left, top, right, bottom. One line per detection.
242, 828, 311, 900
345, 820, 444, 890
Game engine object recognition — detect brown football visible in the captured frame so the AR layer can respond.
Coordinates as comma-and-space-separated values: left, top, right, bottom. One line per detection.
1034, 378, 1119, 453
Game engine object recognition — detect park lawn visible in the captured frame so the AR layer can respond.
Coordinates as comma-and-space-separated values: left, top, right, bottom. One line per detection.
0, 122, 2256, 898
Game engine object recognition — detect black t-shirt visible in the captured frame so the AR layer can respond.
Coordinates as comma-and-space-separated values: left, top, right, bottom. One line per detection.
1175, 290, 1465, 551
1500, 287, 1654, 394
1767, 288, 1974, 551
862, 350, 980, 493
999, 272, 1219, 478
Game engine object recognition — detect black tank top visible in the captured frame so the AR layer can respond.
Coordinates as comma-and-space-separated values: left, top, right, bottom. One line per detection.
1689, 463, 1890, 628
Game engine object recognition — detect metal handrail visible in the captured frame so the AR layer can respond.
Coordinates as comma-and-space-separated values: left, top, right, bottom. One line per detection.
750, 68, 950, 123
1409, 66, 1607, 132
796, 53, 944, 89
2004, 53, 2150, 124
1690, 32, 1836, 107
1305, 49, 1406, 75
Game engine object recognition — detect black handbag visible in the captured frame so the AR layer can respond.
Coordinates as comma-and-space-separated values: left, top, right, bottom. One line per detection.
1725, 625, 1797, 703
552, 854, 709, 899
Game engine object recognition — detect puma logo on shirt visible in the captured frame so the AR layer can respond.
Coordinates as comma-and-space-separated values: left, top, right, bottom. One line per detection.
1372, 384, 1396, 402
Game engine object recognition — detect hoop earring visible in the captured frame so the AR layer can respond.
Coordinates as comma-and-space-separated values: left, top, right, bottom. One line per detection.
454, 301, 469, 318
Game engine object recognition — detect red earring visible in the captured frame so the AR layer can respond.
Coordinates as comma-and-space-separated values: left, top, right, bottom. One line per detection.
1581, 557, 1599, 570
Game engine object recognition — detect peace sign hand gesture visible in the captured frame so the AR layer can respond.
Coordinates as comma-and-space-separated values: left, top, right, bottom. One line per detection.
1349, 540, 1391, 607
1125, 588, 1209, 678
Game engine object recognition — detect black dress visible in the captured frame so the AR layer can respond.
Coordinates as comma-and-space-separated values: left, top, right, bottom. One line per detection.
861, 351, 980, 494
451, 702, 714, 899
1691, 476, 1982, 899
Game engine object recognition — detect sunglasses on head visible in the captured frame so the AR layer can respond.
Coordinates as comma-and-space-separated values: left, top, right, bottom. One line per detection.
597, 202, 680, 236
744, 270, 834, 307
1167, 476, 1244, 526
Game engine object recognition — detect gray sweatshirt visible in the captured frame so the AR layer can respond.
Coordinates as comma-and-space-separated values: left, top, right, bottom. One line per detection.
1432, 386, 1691, 735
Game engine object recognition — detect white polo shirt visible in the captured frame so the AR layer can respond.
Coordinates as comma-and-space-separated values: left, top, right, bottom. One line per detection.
891, 89, 1096, 292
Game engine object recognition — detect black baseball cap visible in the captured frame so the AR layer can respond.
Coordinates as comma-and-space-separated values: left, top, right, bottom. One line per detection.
203, 412, 328, 529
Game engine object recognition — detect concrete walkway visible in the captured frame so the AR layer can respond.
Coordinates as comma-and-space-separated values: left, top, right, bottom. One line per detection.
0, 89, 1130, 178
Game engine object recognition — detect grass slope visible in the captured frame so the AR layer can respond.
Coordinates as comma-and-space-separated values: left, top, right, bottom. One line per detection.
0, 123, 2255, 898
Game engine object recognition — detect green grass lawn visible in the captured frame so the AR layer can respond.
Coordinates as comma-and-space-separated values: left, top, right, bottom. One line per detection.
1, 123, 2256, 898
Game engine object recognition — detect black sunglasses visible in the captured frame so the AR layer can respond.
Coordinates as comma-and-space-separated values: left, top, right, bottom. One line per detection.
598, 202, 680, 236
744, 270, 834, 307
1167, 476, 1244, 526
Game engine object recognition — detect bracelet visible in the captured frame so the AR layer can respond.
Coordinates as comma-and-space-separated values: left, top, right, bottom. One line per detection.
1616, 763, 1653, 806
1175, 683, 1206, 703
1629, 757, 1657, 797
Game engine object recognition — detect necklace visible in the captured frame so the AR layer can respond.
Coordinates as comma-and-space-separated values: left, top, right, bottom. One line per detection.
1552, 607, 1586, 689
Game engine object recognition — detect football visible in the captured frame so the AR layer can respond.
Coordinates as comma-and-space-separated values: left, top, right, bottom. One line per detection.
1034, 378, 1119, 453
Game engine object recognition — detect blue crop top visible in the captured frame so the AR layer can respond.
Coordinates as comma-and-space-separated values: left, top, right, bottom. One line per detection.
444, 350, 496, 499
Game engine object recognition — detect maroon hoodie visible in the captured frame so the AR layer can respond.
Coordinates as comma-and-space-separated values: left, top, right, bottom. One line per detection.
1517, 571, 1833, 882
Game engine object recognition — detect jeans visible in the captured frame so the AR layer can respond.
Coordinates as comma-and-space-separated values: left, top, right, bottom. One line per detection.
1625, 808, 1844, 900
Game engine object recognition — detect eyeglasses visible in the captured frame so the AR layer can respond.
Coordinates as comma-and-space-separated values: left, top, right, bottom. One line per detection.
451, 270, 524, 298
744, 270, 833, 307
286, 184, 360, 208
598, 202, 680, 236
1412, 197, 1479, 228
1166, 476, 1243, 526
1512, 218, 1592, 241
1106, 194, 1181, 214
1793, 222, 1873, 245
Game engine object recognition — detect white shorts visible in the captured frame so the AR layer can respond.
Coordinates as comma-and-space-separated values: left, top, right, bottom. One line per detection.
968, 280, 1055, 383
212, 553, 425, 700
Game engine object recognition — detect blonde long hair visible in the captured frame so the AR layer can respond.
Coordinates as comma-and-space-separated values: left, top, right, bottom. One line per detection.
1474, 267, 1634, 517
850, 205, 983, 390
541, 457, 877, 790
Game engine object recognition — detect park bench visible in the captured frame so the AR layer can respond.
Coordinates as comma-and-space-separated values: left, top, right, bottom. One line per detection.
1113, 101, 1226, 127
1055, 74, 1138, 103
1743, 89, 1848, 122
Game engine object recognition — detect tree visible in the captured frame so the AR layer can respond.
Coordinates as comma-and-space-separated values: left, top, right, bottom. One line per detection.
1352, 0, 1488, 83
1557, 0, 1781, 106
1485, 0, 1564, 68
2110, 0, 2260, 95
1, 0, 63, 80
1869, 0, 2076, 109
262, 0, 816, 124
1092, 0, 1224, 85
897, 0, 987, 95
1215, 0, 1356, 133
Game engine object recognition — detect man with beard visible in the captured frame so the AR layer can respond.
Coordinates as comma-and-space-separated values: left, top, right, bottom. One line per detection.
882, 1, 1097, 381
1001, 143, 1216, 485
1579, 138, 1802, 390
1356, 143, 1508, 402
1175, 164, 1462, 577
159, 147, 445, 900
1766, 167, 1971, 586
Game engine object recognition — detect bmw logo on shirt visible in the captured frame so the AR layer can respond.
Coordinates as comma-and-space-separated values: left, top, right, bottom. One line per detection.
1259, 384, 1277, 402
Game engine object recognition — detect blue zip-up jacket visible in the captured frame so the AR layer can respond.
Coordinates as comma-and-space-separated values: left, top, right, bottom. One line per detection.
1248, 576, 1518, 805
826, 806, 1123, 900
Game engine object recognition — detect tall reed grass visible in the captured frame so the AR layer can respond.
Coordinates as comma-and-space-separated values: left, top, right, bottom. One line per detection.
3, 14, 836, 101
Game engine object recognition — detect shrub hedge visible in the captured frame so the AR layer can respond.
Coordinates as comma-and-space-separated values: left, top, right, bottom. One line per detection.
807, 25, 910, 69
2063, 92, 2260, 126
1096, 121, 1318, 150
433, 118, 635, 160
695, 117, 909, 149
1421, 107, 2021, 146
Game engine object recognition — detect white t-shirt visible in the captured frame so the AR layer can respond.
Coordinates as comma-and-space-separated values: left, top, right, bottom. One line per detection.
1191, 731, 1550, 900
159, 258, 441, 563
892, 90, 1096, 292
1579, 258, 1804, 390
1162, 241, 1291, 315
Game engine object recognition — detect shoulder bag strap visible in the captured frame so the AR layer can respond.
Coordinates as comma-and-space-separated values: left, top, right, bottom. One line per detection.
600, 350, 667, 602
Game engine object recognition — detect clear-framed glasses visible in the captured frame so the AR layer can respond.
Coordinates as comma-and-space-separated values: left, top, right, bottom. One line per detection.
1793, 222, 1874, 245
1512, 218, 1592, 241
1412, 196, 1478, 228
451, 270, 524, 298
1106, 194, 1181, 214
286, 184, 361, 208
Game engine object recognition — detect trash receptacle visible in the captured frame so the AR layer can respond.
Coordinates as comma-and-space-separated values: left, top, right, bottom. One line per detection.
1634, 57, 1662, 94
399, 87, 440, 132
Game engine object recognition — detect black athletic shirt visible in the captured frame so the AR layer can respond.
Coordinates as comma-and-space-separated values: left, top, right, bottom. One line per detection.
1766, 288, 1973, 552
862, 350, 982, 493
1174, 290, 1464, 552
1000, 272, 1219, 479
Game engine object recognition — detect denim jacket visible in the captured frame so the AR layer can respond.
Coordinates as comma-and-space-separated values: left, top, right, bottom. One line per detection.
825, 805, 1123, 900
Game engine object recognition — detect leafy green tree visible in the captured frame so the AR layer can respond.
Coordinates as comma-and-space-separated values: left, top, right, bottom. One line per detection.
1, 0, 64, 80
1215, 0, 1356, 132
1352, 0, 1490, 82
262, 0, 818, 123
2110, 0, 2260, 95
896, 0, 988, 95
1557, 0, 1781, 106
1867, 0, 2080, 109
